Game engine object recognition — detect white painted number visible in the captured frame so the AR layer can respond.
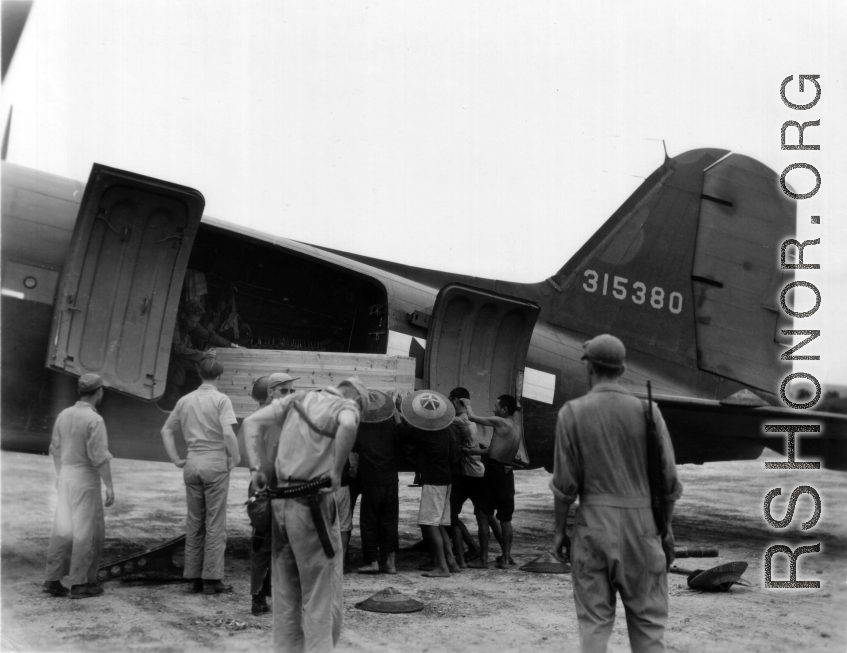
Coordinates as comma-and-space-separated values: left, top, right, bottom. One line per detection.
613, 276, 628, 300
582, 270, 598, 292
580, 269, 683, 315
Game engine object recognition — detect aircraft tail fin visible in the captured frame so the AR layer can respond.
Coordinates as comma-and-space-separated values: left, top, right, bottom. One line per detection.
546, 149, 795, 395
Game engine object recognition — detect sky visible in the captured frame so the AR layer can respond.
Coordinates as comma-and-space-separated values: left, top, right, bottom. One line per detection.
3, 0, 846, 385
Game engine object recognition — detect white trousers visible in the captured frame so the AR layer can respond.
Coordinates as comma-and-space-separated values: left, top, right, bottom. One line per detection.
45, 466, 105, 586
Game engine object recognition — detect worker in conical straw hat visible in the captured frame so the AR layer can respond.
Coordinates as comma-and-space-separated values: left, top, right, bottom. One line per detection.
355, 390, 401, 575
398, 389, 461, 578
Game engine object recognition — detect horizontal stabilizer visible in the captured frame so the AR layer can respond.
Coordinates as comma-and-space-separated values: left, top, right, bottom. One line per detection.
645, 392, 847, 471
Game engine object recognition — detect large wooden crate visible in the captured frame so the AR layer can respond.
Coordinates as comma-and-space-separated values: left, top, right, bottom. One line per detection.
215, 349, 416, 418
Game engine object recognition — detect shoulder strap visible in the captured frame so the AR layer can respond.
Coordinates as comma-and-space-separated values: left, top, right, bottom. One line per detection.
270, 400, 295, 470
290, 399, 338, 439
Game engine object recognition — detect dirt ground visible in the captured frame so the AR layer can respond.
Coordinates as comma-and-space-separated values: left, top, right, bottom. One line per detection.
2, 447, 845, 653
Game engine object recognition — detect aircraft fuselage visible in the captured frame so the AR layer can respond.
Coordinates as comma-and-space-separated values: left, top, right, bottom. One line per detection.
0, 157, 805, 470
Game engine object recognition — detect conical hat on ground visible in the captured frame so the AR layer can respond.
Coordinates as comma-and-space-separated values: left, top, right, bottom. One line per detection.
362, 390, 396, 423
400, 390, 455, 431
355, 587, 424, 613
520, 550, 571, 574
687, 561, 748, 591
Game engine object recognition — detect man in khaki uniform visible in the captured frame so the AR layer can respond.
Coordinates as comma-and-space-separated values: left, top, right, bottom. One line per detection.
244, 373, 299, 615
551, 334, 682, 653
242, 376, 369, 653
161, 354, 240, 594
43, 373, 114, 599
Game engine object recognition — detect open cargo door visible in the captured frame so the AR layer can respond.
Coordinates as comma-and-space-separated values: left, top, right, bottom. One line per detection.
424, 283, 540, 464
47, 164, 204, 400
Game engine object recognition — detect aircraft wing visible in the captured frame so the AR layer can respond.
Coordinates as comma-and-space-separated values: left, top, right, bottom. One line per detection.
643, 392, 847, 472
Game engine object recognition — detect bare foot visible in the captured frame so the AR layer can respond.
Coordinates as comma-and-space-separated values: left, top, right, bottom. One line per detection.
379, 565, 398, 575
457, 560, 468, 569
496, 555, 517, 566
448, 562, 463, 573
357, 562, 380, 574
421, 570, 451, 578
418, 563, 436, 572
495, 559, 509, 570
467, 560, 489, 569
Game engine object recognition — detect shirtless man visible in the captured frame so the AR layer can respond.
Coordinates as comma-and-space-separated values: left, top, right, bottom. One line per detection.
464, 395, 521, 569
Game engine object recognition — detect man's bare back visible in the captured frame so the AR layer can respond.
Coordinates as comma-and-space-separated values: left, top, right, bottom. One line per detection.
486, 416, 520, 465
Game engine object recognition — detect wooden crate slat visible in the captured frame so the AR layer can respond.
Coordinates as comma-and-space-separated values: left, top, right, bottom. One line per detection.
213, 349, 415, 418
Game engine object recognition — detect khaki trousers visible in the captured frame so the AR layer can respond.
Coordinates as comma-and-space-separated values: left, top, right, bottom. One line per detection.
571, 503, 668, 653
45, 466, 105, 586
183, 451, 230, 580
271, 494, 342, 653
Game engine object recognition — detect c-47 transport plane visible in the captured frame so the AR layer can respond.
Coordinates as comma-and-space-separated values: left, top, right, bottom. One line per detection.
3, 148, 846, 471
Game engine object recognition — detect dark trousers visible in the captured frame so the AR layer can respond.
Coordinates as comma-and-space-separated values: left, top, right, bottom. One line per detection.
251, 530, 273, 597
248, 482, 272, 597
359, 483, 399, 564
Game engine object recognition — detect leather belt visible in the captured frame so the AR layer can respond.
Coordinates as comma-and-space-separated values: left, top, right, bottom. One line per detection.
267, 477, 332, 499
265, 477, 335, 558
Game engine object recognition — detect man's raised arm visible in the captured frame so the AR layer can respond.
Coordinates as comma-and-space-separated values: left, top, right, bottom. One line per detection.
465, 400, 503, 428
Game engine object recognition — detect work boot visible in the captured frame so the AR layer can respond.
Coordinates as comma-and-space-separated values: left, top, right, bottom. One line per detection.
203, 580, 233, 594
70, 583, 104, 599
187, 578, 204, 593
251, 595, 270, 615
42, 580, 70, 597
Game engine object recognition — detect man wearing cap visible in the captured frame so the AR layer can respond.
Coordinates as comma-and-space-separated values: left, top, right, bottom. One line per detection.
242, 376, 369, 653
240, 373, 300, 614
43, 373, 114, 599
551, 334, 683, 653
161, 353, 241, 595
355, 390, 401, 575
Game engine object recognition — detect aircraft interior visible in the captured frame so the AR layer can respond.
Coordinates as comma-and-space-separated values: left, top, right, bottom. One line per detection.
182, 224, 389, 356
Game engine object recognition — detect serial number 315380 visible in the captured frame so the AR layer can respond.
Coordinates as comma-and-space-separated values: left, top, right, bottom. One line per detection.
582, 269, 683, 314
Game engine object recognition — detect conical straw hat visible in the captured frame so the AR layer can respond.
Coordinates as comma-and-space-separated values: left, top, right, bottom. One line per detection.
362, 390, 396, 423
687, 561, 748, 591
355, 587, 425, 613
520, 550, 571, 574
400, 390, 455, 431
